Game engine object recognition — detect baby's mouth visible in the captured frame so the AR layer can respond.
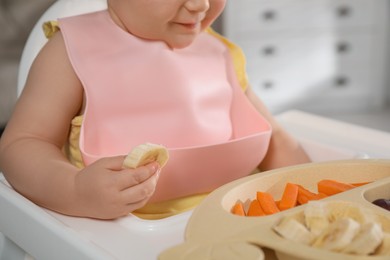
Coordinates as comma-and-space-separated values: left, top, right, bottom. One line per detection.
178, 22, 200, 29
175, 13, 205, 30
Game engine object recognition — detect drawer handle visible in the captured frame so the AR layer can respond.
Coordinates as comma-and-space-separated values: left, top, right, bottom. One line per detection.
261, 10, 276, 21
334, 75, 349, 87
262, 81, 275, 89
336, 42, 350, 54
336, 6, 352, 18
261, 46, 276, 56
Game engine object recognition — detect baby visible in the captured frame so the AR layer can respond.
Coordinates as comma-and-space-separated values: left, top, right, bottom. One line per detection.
0, 0, 310, 220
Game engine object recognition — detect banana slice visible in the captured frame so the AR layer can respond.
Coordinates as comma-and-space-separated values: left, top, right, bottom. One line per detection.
275, 201, 389, 256
273, 218, 315, 245
123, 143, 169, 169
312, 217, 360, 252
304, 201, 330, 237
327, 202, 375, 224
375, 232, 390, 256
343, 222, 384, 255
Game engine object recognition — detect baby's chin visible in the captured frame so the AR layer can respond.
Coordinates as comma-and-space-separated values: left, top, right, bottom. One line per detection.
166, 41, 193, 50
163, 33, 202, 50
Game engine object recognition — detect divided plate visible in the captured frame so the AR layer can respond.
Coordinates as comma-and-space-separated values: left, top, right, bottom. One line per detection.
159, 159, 390, 260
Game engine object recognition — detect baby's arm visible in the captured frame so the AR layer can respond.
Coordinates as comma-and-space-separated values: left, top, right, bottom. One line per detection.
245, 85, 311, 170
0, 32, 159, 219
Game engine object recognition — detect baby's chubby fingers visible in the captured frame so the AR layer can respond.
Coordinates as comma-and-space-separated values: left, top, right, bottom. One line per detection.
72, 156, 161, 219
120, 165, 161, 205
117, 162, 160, 191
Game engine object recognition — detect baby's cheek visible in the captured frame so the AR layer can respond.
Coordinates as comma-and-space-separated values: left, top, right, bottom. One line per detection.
201, 15, 217, 30
203, 0, 226, 28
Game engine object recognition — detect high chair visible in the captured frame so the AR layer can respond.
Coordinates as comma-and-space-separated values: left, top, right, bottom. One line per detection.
2, 0, 390, 259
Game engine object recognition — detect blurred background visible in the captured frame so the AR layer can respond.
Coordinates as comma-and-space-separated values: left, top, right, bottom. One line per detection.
0, 0, 56, 136
1, 0, 390, 136
218, 0, 390, 132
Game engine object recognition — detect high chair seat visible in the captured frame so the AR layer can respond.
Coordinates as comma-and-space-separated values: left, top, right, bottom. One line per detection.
1, 110, 390, 260
17, 0, 107, 97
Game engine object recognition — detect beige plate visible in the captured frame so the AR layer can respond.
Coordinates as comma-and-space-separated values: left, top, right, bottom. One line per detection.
159, 159, 390, 260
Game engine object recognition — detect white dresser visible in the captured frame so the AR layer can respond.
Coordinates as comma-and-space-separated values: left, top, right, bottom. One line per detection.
222, 0, 390, 113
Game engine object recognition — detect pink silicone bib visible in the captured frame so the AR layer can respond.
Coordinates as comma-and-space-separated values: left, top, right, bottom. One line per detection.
59, 11, 271, 201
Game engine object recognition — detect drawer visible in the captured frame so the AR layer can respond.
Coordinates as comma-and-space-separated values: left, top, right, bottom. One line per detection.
247, 60, 337, 102
248, 64, 376, 105
224, 0, 383, 36
237, 31, 377, 70
238, 32, 334, 67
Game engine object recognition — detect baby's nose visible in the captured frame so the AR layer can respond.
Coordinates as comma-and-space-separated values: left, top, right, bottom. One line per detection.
184, 0, 210, 13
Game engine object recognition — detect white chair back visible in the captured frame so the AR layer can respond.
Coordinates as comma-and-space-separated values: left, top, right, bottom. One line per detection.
17, 0, 107, 97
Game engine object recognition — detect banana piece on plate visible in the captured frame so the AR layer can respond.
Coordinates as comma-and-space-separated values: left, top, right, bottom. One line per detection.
123, 143, 169, 169
327, 202, 376, 224
273, 217, 316, 245
342, 222, 384, 255
275, 201, 389, 256
375, 232, 390, 256
312, 217, 360, 252
304, 201, 330, 237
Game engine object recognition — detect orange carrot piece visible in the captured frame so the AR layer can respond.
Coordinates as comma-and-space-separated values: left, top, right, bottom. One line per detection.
247, 199, 265, 216
317, 179, 355, 196
299, 191, 328, 204
256, 192, 280, 215
297, 184, 317, 197
297, 185, 317, 204
231, 201, 246, 216
297, 194, 310, 205
350, 181, 372, 187
314, 193, 328, 200
278, 183, 299, 210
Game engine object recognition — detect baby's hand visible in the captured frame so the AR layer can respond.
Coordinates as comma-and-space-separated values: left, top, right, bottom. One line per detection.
73, 156, 160, 219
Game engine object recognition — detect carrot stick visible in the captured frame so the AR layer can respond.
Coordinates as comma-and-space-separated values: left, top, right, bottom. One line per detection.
297, 184, 329, 204
297, 185, 317, 204
314, 193, 328, 200
278, 183, 299, 210
231, 201, 246, 216
256, 192, 280, 215
317, 179, 355, 196
247, 199, 265, 216
350, 181, 372, 187
297, 193, 310, 205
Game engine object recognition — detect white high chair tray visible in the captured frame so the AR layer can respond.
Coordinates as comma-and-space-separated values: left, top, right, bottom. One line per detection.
1, 110, 390, 260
